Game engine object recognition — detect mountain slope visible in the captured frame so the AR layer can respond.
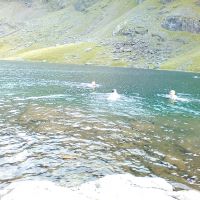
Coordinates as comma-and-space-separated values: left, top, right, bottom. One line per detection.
0, 0, 200, 72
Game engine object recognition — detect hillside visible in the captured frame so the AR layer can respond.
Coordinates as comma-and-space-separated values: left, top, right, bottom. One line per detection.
0, 0, 200, 72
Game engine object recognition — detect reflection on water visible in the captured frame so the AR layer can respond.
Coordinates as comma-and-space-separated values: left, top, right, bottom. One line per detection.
0, 61, 200, 190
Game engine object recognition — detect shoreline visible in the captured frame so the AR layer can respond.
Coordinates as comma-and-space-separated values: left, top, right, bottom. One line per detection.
0, 59, 199, 74
0, 174, 200, 200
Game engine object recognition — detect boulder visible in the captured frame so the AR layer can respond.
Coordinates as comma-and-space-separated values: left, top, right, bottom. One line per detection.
162, 16, 200, 34
1, 174, 200, 200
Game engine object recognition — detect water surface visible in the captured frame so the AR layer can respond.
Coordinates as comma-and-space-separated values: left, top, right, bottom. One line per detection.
0, 61, 200, 190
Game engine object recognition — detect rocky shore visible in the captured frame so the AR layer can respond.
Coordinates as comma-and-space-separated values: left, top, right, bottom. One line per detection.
1, 174, 200, 200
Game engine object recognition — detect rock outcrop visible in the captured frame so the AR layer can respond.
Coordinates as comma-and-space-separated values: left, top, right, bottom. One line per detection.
162, 16, 200, 34
160, 0, 175, 4
74, 0, 100, 11
0, 174, 200, 200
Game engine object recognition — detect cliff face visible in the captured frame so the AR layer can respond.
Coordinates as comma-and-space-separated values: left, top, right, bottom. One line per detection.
0, 0, 200, 72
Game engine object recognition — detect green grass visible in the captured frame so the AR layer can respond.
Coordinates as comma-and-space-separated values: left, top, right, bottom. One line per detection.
0, 42, 13, 59
161, 46, 200, 72
0, 42, 10, 53
6, 42, 128, 67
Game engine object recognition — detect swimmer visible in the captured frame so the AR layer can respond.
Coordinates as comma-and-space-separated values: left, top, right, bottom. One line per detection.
91, 81, 96, 88
86, 81, 96, 89
80, 81, 98, 89
107, 89, 120, 101
168, 90, 177, 101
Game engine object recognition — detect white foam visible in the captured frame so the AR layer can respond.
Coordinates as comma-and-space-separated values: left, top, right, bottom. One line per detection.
159, 94, 190, 102
167, 95, 189, 102
79, 82, 101, 89
25, 94, 66, 100
107, 90, 121, 101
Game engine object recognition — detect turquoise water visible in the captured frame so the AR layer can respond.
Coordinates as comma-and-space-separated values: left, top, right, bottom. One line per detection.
0, 61, 200, 190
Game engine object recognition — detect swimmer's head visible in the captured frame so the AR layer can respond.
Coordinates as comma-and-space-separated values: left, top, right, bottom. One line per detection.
169, 90, 176, 96
112, 89, 117, 93
91, 81, 96, 87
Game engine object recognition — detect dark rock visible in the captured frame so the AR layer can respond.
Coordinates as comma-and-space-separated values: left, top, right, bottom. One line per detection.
134, 26, 148, 35
21, 0, 32, 7
136, 0, 145, 4
38, 0, 69, 10
195, 0, 200, 6
118, 28, 135, 36
74, 0, 99, 11
175, 38, 188, 44
114, 25, 148, 37
151, 33, 165, 42
162, 16, 200, 33
160, 0, 175, 4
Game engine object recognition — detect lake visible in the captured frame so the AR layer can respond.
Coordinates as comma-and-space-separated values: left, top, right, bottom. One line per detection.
0, 61, 199, 190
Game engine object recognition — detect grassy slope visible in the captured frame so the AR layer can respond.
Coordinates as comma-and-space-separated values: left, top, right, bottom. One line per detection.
8, 42, 127, 66
124, 0, 200, 72
159, 0, 200, 72
159, 30, 200, 72
1, 0, 135, 67
0, 0, 200, 71
161, 47, 200, 72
